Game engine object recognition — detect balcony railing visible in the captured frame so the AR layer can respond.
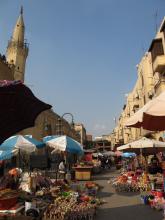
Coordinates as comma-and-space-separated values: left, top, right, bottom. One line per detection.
153, 55, 165, 73
7, 40, 29, 51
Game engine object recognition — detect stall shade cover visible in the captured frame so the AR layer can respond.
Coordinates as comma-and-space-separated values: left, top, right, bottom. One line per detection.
45, 135, 84, 155
117, 137, 165, 151
0, 80, 51, 144
0, 135, 45, 152
125, 91, 165, 131
0, 150, 13, 160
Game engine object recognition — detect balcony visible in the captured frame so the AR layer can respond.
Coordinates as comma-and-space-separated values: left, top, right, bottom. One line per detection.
153, 55, 165, 73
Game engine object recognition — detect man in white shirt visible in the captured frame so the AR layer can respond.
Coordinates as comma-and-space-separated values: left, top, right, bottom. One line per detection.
58, 160, 66, 179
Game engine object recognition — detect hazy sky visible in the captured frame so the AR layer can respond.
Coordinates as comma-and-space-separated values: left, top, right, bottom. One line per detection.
0, 0, 165, 137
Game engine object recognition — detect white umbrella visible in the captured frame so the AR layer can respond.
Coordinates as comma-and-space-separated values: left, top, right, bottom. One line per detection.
44, 135, 83, 155
0, 135, 37, 153
117, 137, 165, 151
117, 143, 131, 151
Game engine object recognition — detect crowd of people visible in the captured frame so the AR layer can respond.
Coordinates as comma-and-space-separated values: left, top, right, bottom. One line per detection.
98, 155, 112, 169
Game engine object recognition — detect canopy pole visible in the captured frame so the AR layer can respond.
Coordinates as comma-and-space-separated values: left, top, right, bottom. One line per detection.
18, 149, 21, 168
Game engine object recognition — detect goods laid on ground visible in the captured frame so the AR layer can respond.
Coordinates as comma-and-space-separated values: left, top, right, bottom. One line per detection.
44, 193, 98, 220
0, 169, 102, 220
110, 171, 163, 193
141, 190, 165, 211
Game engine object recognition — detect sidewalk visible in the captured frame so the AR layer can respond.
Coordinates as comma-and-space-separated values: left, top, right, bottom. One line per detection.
94, 169, 163, 220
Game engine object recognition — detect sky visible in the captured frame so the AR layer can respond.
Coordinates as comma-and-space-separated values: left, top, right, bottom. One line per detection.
0, 0, 165, 137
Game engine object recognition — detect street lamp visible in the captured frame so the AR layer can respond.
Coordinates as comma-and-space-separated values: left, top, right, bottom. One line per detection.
62, 113, 75, 128
56, 113, 75, 136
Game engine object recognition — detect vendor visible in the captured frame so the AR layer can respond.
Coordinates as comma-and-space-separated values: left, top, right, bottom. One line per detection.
148, 155, 162, 174
58, 160, 66, 178
151, 154, 159, 165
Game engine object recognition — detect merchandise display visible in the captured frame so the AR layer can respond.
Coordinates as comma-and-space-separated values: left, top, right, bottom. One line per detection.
111, 171, 163, 193
0, 168, 102, 220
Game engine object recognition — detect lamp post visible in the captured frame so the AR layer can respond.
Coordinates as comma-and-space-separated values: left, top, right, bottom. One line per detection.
62, 113, 74, 128
61, 113, 75, 174
56, 113, 74, 136
61, 113, 75, 135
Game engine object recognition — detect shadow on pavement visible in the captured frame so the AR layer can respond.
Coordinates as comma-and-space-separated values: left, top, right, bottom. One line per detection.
96, 204, 163, 220
93, 175, 110, 181
116, 191, 140, 197
98, 191, 114, 198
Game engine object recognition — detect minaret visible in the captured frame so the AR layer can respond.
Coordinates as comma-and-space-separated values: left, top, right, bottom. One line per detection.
6, 6, 28, 82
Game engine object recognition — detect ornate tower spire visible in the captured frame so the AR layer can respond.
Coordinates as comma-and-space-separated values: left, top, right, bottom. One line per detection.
12, 6, 24, 44
20, 5, 23, 15
6, 6, 28, 82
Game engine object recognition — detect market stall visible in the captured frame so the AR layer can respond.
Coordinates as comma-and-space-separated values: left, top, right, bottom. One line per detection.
0, 168, 102, 220
73, 164, 93, 181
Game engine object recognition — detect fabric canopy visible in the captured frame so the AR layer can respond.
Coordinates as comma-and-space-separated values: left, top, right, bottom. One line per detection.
43, 135, 84, 155
117, 137, 165, 151
0, 80, 51, 144
0, 135, 45, 153
125, 101, 151, 128
0, 150, 13, 161
125, 91, 165, 131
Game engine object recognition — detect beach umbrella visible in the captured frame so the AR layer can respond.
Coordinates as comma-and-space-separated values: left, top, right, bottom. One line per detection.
125, 91, 165, 131
43, 135, 84, 155
0, 80, 51, 144
0, 135, 45, 153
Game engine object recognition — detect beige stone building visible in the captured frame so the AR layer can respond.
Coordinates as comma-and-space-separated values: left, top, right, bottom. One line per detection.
74, 123, 87, 145
86, 134, 93, 142
0, 8, 80, 142
0, 56, 14, 80
111, 17, 165, 147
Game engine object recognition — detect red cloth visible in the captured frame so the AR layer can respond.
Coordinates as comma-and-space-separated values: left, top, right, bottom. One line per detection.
0, 161, 4, 166
85, 153, 92, 161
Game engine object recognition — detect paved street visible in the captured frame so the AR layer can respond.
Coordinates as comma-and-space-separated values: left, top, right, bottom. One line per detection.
94, 169, 163, 220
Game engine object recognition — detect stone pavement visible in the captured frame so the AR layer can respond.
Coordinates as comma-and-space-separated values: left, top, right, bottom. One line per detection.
94, 169, 163, 220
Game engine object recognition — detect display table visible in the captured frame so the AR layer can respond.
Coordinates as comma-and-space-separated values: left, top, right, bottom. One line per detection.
73, 166, 93, 180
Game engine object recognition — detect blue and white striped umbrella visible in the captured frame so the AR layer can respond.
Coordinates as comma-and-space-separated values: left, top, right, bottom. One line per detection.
0, 135, 45, 153
43, 135, 83, 155
0, 150, 14, 160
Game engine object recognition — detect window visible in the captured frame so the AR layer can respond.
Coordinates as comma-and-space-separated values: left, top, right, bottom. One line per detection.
160, 22, 165, 41
149, 39, 164, 62
141, 75, 144, 86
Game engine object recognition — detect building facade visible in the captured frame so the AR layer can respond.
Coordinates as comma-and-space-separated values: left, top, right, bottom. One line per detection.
74, 123, 87, 145
111, 17, 165, 147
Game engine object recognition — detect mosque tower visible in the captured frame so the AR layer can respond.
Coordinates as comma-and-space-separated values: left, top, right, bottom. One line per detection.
6, 6, 28, 82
